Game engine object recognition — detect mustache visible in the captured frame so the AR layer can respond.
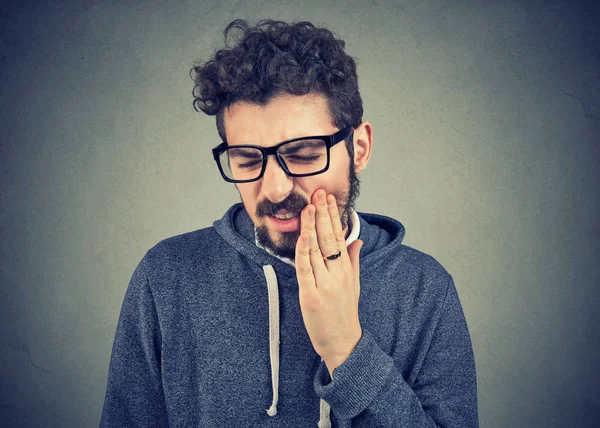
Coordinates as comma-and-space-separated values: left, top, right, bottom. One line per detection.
255, 192, 309, 217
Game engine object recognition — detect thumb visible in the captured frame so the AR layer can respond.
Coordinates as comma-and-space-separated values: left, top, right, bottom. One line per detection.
347, 239, 363, 296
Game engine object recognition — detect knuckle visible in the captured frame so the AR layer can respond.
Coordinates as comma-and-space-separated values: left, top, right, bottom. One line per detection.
302, 295, 319, 310
300, 266, 313, 277
298, 248, 310, 256
309, 247, 321, 256
335, 231, 345, 243
323, 233, 336, 244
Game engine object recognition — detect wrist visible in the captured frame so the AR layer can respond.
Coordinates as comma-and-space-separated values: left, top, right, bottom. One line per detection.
324, 357, 346, 379
323, 331, 363, 378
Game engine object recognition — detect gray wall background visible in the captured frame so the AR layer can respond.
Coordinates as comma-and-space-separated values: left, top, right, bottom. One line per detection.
1, 0, 598, 427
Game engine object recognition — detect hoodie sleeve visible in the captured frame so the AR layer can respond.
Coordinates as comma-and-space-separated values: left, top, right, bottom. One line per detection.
314, 276, 478, 427
100, 257, 169, 428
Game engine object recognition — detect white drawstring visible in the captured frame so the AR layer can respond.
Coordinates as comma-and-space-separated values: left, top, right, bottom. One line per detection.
263, 265, 280, 417
318, 398, 332, 427
262, 264, 331, 426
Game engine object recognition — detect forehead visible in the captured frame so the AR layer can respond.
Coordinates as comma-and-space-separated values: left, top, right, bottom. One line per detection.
223, 93, 336, 145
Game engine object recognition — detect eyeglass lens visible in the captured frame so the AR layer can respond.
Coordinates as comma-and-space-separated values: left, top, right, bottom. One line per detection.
219, 139, 328, 181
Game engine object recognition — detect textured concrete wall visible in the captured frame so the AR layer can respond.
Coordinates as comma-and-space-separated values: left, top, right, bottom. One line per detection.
1, 1, 598, 427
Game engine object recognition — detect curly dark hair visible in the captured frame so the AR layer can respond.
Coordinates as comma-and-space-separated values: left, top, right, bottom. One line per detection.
190, 19, 363, 154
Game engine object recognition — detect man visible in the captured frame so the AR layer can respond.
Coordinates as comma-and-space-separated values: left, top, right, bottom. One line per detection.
101, 19, 478, 427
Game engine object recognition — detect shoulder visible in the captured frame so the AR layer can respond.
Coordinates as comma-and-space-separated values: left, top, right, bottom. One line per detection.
397, 244, 450, 280
371, 242, 452, 297
396, 245, 453, 307
141, 226, 224, 271
358, 210, 451, 282
358, 211, 453, 305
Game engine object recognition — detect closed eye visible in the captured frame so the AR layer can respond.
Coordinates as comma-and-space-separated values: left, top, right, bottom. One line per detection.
236, 160, 263, 169
285, 154, 322, 164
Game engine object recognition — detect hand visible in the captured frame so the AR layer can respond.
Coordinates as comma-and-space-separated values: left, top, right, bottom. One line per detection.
295, 189, 363, 377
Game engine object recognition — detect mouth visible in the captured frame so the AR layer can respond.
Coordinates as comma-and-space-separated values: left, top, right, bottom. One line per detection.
266, 210, 301, 232
272, 211, 298, 220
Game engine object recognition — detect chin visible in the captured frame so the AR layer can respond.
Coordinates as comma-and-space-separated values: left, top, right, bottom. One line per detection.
257, 226, 299, 260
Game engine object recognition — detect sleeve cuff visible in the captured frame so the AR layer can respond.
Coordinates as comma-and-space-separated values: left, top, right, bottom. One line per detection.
313, 329, 394, 419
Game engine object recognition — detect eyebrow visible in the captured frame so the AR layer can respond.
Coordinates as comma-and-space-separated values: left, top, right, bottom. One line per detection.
278, 139, 324, 153
228, 148, 262, 158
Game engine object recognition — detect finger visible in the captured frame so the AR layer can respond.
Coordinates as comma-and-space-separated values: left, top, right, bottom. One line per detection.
347, 239, 363, 298
326, 194, 351, 261
295, 232, 317, 291
312, 189, 339, 263
301, 203, 328, 280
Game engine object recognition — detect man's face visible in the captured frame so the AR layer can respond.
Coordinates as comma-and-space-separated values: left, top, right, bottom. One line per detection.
223, 93, 359, 259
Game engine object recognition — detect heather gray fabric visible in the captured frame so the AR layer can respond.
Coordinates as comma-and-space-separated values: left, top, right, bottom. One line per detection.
100, 203, 478, 427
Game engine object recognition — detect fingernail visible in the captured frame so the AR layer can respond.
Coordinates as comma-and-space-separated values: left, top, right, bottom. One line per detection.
317, 191, 325, 203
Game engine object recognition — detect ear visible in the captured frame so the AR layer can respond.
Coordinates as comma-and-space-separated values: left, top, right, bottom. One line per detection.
352, 121, 373, 174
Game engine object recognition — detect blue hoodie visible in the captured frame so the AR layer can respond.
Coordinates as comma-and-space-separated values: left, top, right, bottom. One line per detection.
100, 204, 478, 427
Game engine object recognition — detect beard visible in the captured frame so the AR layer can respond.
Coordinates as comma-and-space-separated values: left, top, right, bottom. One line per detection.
253, 162, 360, 260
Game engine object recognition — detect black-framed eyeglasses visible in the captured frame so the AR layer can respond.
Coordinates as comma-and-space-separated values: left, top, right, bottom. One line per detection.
212, 127, 353, 183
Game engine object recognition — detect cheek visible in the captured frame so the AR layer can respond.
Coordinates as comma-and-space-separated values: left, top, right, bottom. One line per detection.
291, 176, 326, 201
294, 169, 348, 200
323, 158, 350, 186
236, 183, 260, 208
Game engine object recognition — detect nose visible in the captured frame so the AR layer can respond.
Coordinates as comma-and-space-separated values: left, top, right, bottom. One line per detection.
261, 155, 293, 203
